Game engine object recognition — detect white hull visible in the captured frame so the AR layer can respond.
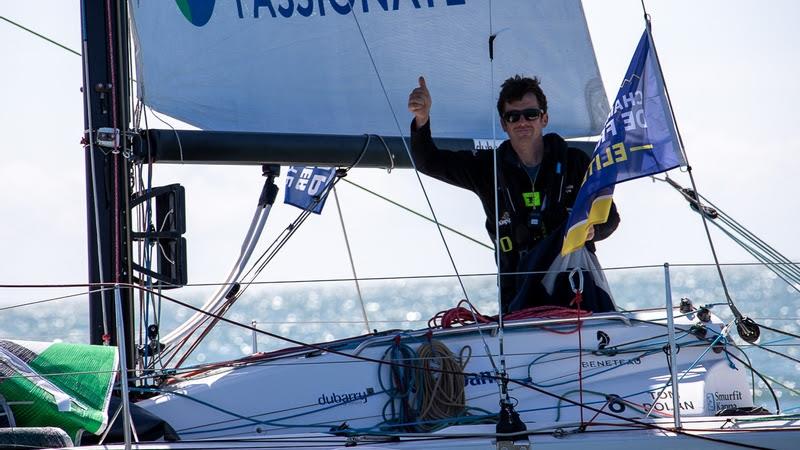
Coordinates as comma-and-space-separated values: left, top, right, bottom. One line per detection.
123, 309, 800, 448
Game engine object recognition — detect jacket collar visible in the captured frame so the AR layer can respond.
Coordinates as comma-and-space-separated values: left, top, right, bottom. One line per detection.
500, 133, 566, 172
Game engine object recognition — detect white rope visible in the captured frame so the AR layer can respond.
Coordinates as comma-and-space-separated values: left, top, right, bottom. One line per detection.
161, 203, 269, 348
81, 37, 111, 343
146, 106, 184, 163
333, 185, 371, 334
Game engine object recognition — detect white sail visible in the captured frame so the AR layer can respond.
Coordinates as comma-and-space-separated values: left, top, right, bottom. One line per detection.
130, 0, 609, 139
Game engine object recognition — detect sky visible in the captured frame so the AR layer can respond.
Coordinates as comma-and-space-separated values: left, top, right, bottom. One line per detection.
1, 0, 798, 309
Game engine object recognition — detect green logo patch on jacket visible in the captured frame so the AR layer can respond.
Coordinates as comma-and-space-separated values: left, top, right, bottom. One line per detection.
522, 191, 541, 207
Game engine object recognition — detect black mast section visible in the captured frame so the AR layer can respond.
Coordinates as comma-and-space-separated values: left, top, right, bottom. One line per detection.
81, 0, 135, 369
136, 130, 598, 167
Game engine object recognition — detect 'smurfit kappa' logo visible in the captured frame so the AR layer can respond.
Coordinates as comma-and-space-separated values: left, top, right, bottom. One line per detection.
176, 0, 216, 26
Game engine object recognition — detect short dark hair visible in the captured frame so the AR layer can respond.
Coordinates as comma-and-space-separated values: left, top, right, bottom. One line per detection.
496, 75, 548, 118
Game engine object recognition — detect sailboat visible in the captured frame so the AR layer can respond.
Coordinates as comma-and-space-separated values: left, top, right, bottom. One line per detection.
2, 0, 800, 449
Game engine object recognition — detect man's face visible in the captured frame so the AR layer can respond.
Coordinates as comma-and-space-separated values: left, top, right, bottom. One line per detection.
500, 92, 549, 144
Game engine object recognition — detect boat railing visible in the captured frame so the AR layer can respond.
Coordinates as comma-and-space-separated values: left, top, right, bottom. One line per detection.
0, 260, 798, 422
350, 312, 633, 357
0, 260, 795, 355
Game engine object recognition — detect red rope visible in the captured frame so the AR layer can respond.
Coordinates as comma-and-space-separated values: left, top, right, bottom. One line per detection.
104, 0, 121, 282
506, 305, 591, 321
428, 300, 592, 330
427, 300, 493, 329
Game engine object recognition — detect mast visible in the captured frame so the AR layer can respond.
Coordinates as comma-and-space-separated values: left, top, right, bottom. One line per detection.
80, 0, 135, 369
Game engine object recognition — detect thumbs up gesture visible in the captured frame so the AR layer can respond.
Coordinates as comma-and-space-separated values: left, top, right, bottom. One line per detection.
408, 76, 431, 127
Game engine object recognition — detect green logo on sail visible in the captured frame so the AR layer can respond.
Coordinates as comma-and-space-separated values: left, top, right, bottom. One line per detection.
176, 0, 216, 26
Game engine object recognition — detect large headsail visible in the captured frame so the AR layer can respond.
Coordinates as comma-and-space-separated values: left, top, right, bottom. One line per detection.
130, 1, 608, 139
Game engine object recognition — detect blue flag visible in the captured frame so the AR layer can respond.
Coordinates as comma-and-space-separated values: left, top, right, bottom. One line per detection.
284, 166, 336, 214
561, 30, 686, 255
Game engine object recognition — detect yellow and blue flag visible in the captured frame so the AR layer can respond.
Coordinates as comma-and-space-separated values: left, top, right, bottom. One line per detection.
561, 30, 686, 255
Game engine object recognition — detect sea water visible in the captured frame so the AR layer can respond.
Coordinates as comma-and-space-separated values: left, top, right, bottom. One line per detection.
2, 265, 798, 412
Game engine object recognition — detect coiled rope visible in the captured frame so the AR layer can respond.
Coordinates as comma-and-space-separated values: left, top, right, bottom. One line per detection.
415, 339, 469, 430
379, 338, 420, 431
428, 299, 591, 331
379, 336, 474, 431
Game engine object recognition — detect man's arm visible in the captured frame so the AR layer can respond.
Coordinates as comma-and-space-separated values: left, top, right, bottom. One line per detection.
592, 202, 619, 242
407, 77, 488, 192
408, 75, 438, 173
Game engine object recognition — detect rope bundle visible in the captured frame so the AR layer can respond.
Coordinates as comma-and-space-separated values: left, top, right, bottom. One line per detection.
378, 339, 419, 431
427, 300, 494, 328
379, 337, 471, 431
428, 299, 591, 330
415, 340, 468, 429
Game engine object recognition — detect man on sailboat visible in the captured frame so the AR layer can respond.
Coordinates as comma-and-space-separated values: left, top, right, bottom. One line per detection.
408, 75, 619, 313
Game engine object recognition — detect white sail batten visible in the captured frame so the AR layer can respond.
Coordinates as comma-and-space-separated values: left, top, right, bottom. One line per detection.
130, 0, 608, 140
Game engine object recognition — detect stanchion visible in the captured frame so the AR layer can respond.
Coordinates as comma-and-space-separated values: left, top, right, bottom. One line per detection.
663, 263, 682, 429
113, 285, 132, 449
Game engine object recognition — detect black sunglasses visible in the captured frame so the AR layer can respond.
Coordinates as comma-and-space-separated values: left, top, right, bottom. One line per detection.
503, 108, 544, 123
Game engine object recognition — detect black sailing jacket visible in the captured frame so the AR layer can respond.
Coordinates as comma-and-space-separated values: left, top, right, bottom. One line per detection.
410, 120, 620, 312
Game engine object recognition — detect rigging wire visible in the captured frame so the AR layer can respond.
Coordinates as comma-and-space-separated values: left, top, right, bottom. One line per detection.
229, 176, 348, 305
235, 174, 342, 293
130, 0, 178, 368
165, 136, 370, 363
0, 15, 81, 56
129, 71, 157, 370
342, 1, 473, 308
161, 259, 800, 287
134, 282, 494, 371
486, 0, 514, 407
139, 101, 168, 371
709, 228, 800, 291
145, 106, 185, 162
626, 316, 782, 414
645, 319, 733, 418
161, 194, 269, 348
340, 0, 504, 387
0, 258, 797, 294
115, 0, 131, 160
638, 6, 751, 337
80, 8, 111, 343
755, 322, 800, 341
103, 0, 122, 283
0, 287, 116, 312
233, 154, 373, 292
698, 207, 800, 289
333, 185, 371, 334
652, 175, 800, 293
341, 178, 492, 250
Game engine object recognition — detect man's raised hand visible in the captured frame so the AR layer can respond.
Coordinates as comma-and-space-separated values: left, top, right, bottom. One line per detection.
408, 76, 431, 127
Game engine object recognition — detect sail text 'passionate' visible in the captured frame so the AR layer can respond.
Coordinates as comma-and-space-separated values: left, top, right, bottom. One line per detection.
251, 0, 467, 19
